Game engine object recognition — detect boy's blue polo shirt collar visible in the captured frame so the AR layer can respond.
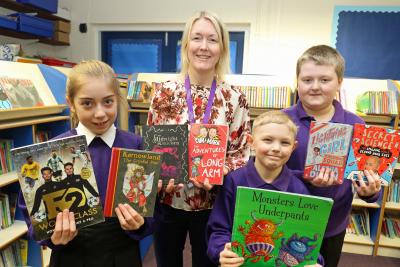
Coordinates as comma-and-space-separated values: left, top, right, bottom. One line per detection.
244, 158, 290, 192
296, 99, 345, 123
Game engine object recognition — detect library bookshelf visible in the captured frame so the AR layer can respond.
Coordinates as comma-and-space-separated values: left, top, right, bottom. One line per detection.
0, 108, 70, 266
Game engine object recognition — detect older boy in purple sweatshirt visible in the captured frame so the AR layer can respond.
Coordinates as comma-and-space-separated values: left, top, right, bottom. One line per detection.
284, 45, 381, 267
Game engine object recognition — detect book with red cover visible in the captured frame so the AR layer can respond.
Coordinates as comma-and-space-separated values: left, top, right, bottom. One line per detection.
104, 148, 162, 217
344, 124, 400, 186
304, 121, 353, 183
188, 124, 228, 185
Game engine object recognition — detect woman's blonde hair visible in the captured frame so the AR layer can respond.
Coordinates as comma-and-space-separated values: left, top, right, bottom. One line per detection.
66, 60, 123, 127
180, 11, 230, 81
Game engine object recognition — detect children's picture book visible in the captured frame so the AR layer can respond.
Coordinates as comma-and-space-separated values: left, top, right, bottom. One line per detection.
188, 123, 228, 185
104, 148, 162, 217
304, 121, 353, 183
231, 187, 333, 266
0, 76, 44, 109
11, 135, 104, 241
142, 125, 189, 185
344, 124, 400, 186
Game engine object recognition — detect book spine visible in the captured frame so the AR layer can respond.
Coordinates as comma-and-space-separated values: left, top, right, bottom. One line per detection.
104, 148, 120, 216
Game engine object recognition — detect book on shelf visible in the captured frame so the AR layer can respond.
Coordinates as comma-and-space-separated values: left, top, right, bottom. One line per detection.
239, 86, 293, 109
104, 148, 162, 217
0, 241, 23, 267
387, 178, 400, 203
382, 216, 400, 238
0, 192, 17, 229
142, 125, 189, 185
11, 135, 105, 241
35, 131, 51, 143
231, 186, 333, 266
347, 209, 370, 236
304, 121, 353, 183
344, 124, 400, 186
127, 78, 158, 104
356, 90, 398, 115
0, 76, 44, 109
0, 139, 14, 175
188, 123, 228, 185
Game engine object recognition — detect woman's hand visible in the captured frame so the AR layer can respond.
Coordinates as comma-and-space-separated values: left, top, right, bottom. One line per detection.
115, 204, 144, 231
353, 169, 381, 197
189, 177, 214, 191
220, 243, 244, 267
51, 209, 78, 245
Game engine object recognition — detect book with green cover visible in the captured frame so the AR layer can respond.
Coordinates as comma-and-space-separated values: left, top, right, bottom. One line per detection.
231, 187, 333, 266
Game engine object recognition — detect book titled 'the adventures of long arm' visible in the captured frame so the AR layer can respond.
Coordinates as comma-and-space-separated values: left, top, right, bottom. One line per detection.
104, 148, 162, 217
231, 187, 333, 266
11, 135, 104, 241
188, 123, 228, 185
304, 121, 353, 183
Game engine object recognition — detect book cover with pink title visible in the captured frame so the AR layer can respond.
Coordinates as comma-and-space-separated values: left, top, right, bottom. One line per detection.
344, 124, 400, 186
304, 121, 353, 183
188, 124, 228, 185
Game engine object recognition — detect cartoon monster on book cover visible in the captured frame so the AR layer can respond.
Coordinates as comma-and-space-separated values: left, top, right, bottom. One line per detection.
344, 124, 400, 186
11, 135, 104, 241
142, 125, 189, 184
188, 123, 228, 185
231, 187, 333, 266
304, 121, 353, 183
104, 148, 162, 217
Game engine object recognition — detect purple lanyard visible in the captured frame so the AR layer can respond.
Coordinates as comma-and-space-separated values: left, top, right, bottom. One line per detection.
185, 75, 217, 124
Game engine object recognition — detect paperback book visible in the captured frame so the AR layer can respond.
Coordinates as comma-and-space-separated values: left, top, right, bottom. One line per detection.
344, 124, 400, 186
11, 135, 104, 241
142, 125, 189, 184
104, 148, 162, 217
231, 187, 333, 266
304, 121, 353, 183
188, 123, 228, 185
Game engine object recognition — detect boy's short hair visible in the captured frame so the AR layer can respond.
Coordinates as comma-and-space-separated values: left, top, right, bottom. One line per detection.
296, 45, 345, 82
252, 110, 298, 138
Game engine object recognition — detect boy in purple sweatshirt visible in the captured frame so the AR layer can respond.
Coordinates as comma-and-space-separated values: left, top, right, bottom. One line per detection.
206, 110, 323, 267
283, 45, 381, 267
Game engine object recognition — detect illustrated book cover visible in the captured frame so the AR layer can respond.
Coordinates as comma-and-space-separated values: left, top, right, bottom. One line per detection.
344, 124, 400, 186
11, 135, 104, 241
142, 125, 189, 184
104, 148, 162, 217
231, 186, 333, 266
0, 76, 44, 109
188, 123, 228, 185
304, 121, 353, 183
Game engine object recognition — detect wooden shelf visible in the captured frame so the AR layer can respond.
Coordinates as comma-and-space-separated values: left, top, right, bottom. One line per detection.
0, 220, 28, 250
0, 0, 70, 22
360, 114, 395, 125
0, 105, 67, 124
0, 114, 69, 130
379, 235, 400, 248
385, 202, 400, 211
352, 198, 380, 208
127, 101, 150, 110
344, 233, 374, 245
0, 171, 18, 187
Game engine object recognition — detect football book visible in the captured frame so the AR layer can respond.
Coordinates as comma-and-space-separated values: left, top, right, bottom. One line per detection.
344, 124, 400, 186
304, 121, 353, 183
188, 123, 228, 185
11, 135, 104, 241
104, 148, 162, 217
231, 187, 333, 266
142, 125, 189, 185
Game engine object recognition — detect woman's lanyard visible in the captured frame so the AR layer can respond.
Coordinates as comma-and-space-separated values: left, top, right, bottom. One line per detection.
185, 75, 217, 124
